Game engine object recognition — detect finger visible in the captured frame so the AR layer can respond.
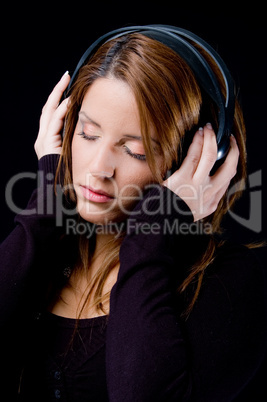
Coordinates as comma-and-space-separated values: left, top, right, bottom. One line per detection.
39, 97, 70, 137
43, 71, 70, 114
54, 96, 70, 120
212, 135, 239, 187
47, 97, 70, 135
177, 128, 204, 177
193, 123, 218, 182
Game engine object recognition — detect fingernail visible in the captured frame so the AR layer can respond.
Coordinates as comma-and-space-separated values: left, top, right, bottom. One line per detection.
230, 133, 236, 141
206, 122, 212, 129
198, 127, 204, 136
61, 70, 69, 80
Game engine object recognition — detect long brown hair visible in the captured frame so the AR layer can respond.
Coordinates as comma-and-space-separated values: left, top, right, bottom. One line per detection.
57, 33, 246, 317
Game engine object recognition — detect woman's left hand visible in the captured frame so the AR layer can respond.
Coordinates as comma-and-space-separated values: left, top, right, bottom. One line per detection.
162, 123, 239, 222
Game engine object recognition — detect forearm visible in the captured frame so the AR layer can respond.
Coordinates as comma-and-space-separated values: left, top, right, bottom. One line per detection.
0, 154, 63, 323
106, 186, 194, 401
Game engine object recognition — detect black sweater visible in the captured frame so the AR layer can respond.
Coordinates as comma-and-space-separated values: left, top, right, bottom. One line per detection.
0, 154, 266, 401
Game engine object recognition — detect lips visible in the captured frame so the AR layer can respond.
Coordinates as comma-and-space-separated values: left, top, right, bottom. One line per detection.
80, 185, 115, 203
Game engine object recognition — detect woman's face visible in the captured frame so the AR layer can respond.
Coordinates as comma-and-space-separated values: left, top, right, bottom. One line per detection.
71, 77, 163, 225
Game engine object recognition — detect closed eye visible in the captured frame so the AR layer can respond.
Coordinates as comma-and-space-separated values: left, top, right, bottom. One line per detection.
123, 146, 146, 161
78, 132, 99, 141
78, 132, 146, 161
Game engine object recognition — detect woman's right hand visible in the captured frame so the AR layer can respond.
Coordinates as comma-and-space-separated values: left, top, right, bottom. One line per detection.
34, 71, 71, 160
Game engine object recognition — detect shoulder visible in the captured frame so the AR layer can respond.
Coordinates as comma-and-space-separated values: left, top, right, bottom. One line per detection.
207, 241, 267, 296
194, 240, 267, 317
183, 241, 267, 398
183, 239, 267, 344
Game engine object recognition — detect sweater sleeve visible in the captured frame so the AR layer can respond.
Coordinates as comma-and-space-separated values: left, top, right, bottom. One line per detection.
0, 154, 63, 325
106, 185, 267, 401
106, 185, 195, 402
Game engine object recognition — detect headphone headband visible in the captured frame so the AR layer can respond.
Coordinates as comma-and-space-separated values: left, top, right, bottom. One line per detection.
66, 25, 235, 160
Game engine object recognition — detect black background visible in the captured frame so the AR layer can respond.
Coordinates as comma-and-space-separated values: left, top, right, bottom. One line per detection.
1, 4, 266, 244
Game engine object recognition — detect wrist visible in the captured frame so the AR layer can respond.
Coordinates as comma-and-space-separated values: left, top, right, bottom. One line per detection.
38, 154, 60, 175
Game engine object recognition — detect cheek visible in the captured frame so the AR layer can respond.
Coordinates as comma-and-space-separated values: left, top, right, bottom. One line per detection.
115, 169, 155, 213
118, 160, 155, 189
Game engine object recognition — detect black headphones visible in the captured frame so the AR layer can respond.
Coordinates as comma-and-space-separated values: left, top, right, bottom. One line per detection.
65, 24, 235, 162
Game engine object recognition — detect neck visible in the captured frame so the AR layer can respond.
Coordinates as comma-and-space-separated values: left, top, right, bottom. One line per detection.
93, 221, 125, 253
94, 232, 117, 255
87, 223, 124, 278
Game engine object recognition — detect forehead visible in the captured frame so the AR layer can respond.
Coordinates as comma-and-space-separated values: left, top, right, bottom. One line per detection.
80, 77, 159, 144
81, 78, 140, 124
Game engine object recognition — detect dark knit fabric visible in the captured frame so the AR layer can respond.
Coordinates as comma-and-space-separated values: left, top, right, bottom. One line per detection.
0, 154, 266, 401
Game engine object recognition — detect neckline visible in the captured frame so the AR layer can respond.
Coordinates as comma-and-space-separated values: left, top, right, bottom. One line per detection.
43, 311, 108, 329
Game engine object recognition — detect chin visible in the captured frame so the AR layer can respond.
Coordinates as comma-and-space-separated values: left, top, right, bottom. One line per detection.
76, 201, 126, 226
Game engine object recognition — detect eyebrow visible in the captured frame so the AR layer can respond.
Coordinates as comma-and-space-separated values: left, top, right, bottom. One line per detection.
123, 134, 160, 146
79, 111, 101, 128
79, 111, 160, 146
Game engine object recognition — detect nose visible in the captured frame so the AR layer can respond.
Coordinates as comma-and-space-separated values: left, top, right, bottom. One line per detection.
88, 142, 115, 179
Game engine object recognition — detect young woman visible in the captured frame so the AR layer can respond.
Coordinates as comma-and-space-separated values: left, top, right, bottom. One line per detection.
1, 30, 266, 401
